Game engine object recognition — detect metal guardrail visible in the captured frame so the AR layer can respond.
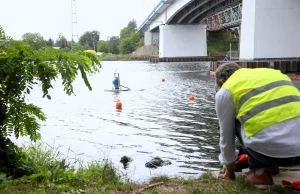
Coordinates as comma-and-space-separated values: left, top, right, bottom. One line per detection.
137, 0, 165, 32
203, 3, 242, 31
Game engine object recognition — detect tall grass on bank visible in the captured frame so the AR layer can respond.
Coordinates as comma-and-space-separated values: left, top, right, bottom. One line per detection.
99, 53, 157, 61
0, 142, 296, 194
0, 142, 132, 194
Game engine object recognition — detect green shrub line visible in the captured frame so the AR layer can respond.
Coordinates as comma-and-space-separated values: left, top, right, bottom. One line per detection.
0, 141, 132, 193
0, 142, 295, 194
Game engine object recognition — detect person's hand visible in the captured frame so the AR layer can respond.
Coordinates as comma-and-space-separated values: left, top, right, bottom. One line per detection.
220, 165, 226, 174
220, 163, 236, 180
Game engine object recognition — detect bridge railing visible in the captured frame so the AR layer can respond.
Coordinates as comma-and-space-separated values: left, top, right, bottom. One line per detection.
137, 0, 166, 32
203, 3, 242, 31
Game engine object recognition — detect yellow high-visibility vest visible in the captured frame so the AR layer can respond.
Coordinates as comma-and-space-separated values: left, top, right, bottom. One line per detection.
222, 68, 300, 137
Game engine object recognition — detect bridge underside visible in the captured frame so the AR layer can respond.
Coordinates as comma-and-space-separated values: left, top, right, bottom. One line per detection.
142, 0, 300, 60
168, 0, 242, 28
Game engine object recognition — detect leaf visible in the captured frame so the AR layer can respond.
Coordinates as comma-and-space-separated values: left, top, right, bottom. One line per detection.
0, 37, 101, 141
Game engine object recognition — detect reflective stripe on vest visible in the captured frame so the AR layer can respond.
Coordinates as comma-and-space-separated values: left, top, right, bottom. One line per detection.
240, 95, 300, 124
222, 68, 300, 137
237, 80, 294, 111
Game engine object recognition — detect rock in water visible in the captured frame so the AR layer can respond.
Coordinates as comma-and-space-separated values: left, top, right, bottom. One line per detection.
120, 156, 133, 164
145, 157, 172, 168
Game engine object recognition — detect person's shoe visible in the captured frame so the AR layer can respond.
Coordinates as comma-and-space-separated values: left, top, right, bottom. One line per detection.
246, 169, 274, 189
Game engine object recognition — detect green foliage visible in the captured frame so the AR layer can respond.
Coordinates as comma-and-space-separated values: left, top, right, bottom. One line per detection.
97, 40, 108, 53
79, 31, 100, 51
70, 42, 86, 52
207, 29, 239, 56
0, 142, 295, 193
96, 20, 144, 55
106, 36, 120, 54
55, 33, 68, 49
120, 20, 137, 38
119, 20, 143, 54
0, 142, 132, 194
21, 32, 46, 50
119, 37, 135, 54
0, 27, 11, 40
45, 38, 54, 47
99, 53, 156, 61
0, 26, 101, 141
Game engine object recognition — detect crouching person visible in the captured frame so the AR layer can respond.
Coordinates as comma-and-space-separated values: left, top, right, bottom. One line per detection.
215, 62, 300, 188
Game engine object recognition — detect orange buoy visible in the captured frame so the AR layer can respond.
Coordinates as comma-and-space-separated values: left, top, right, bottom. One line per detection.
116, 100, 122, 109
189, 94, 195, 101
162, 78, 165, 82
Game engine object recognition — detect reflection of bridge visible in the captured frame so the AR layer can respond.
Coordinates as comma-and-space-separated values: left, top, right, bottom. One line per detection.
138, 0, 300, 60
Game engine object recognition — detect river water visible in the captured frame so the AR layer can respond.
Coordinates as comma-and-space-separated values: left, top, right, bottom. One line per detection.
18, 61, 219, 182
16, 61, 300, 182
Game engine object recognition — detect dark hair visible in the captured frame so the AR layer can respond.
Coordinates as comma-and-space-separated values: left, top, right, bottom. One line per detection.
215, 62, 241, 88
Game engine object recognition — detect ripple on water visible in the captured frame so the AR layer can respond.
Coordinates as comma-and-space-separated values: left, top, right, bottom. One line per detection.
20, 61, 224, 182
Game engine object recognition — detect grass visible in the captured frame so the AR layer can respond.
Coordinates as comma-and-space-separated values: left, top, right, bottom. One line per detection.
0, 142, 132, 194
99, 53, 157, 61
139, 173, 297, 194
0, 142, 297, 194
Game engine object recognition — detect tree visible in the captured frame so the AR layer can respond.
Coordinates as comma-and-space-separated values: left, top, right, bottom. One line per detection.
22, 32, 46, 50
79, 31, 100, 51
46, 38, 54, 47
97, 40, 108, 53
71, 43, 86, 52
119, 37, 135, 54
120, 20, 137, 39
0, 26, 101, 141
119, 20, 144, 54
107, 36, 120, 54
55, 33, 68, 49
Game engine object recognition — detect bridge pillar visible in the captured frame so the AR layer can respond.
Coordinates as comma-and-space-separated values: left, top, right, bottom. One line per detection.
144, 31, 160, 45
159, 25, 207, 58
144, 31, 152, 46
240, 0, 300, 60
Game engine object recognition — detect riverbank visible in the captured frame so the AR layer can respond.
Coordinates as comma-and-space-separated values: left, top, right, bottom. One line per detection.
98, 29, 239, 62
99, 53, 157, 61
2, 173, 296, 194
0, 142, 296, 194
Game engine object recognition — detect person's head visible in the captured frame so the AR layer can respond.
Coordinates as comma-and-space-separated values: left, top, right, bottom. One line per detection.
215, 62, 241, 89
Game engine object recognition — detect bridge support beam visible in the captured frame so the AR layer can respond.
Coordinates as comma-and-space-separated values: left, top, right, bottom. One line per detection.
240, 0, 300, 60
144, 31, 160, 45
159, 25, 207, 58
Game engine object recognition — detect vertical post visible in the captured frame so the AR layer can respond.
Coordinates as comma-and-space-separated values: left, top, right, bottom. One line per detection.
230, 43, 232, 59
165, 8, 168, 23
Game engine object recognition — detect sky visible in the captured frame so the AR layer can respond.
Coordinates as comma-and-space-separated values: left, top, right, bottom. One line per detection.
0, 0, 161, 41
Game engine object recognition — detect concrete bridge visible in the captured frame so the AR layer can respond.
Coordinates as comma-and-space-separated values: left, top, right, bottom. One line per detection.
137, 0, 300, 60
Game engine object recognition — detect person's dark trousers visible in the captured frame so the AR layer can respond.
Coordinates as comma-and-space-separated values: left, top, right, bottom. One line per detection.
235, 119, 300, 172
